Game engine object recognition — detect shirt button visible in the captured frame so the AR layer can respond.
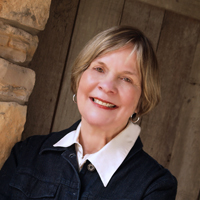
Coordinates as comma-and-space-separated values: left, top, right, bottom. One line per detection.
87, 163, 95, 171
69, 153, 75, 158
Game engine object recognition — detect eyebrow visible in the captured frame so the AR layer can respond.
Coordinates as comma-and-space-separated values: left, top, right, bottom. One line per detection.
122, 71, 138, 76
96, 61, 106, 66
95, 61, 139, 76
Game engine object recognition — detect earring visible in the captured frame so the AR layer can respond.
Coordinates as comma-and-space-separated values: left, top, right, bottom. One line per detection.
73, 94, 77, 103
131, 113, 140, 124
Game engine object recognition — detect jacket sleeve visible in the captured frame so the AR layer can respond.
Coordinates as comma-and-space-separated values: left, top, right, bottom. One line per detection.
143, 175, 177, 200
0, 140, 25, 199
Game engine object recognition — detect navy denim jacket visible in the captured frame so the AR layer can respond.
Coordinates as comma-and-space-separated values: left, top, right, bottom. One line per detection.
0, 121, 177, 199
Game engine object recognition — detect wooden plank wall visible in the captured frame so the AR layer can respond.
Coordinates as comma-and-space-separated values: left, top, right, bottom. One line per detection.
22, 0, 79, 139
23, 0, 200, 199
137, 0, 200, 21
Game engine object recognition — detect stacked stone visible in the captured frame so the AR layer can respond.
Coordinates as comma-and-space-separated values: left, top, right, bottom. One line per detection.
0, 0, 51, 169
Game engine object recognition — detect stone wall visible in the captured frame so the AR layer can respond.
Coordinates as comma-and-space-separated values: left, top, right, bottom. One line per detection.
0, 0, 52, 169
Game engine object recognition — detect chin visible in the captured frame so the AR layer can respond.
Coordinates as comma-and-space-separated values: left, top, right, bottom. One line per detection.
87, 118, 108, 127
83, 115, 113, 127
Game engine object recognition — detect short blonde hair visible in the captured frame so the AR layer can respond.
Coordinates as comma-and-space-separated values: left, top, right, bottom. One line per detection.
71, 26, 160, 117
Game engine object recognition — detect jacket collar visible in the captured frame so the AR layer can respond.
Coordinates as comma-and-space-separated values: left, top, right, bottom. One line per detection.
39, 120, 143, 155
39, 120, 81, 154
39, 120, 143, 186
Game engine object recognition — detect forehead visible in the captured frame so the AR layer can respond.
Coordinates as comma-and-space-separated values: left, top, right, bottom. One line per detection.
92, 45, 139, 68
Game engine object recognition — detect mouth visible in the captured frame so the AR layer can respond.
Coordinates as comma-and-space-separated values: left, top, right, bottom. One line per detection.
91, 97, 117, 108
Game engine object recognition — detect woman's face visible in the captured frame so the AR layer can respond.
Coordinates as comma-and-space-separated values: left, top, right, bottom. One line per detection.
77, 45, 142, 132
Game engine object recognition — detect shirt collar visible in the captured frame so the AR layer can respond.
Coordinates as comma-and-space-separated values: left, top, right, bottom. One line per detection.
53, 121, 140, 187
53, 123, 81, 147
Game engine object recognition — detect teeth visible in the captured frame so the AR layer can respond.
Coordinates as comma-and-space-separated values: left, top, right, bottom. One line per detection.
93, 98, 115, 108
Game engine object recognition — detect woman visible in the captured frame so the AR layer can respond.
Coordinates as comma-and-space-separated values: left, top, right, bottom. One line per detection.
0, 26, 177, 199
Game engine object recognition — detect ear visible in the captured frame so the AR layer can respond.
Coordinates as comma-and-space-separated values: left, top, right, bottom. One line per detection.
134, 109, 138, 114
134, 107, 138, 115
135, 97, 142, 115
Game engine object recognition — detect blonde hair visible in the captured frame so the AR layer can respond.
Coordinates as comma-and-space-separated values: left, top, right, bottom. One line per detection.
71, 26, 160, 117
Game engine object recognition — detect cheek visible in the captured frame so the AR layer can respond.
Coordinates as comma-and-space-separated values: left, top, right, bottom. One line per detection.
123, 88, 141, 111
77, 75, 86, 102
77, 71, 95, 99
78, 72, 89, 91
79, 70, 94, 86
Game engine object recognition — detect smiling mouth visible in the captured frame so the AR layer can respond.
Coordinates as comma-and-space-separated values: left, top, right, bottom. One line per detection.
92, 98, 116, 108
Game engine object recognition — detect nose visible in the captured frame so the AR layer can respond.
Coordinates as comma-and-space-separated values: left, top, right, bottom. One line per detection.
98, 77, 117, 94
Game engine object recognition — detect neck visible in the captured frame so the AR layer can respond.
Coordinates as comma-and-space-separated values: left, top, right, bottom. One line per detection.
79, 118, 128, 156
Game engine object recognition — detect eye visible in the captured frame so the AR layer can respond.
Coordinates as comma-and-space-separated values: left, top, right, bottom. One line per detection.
94, 67, 104, 73
122, 77, 132, 83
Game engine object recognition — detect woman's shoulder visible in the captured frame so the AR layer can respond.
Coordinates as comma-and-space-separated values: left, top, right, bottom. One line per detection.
138, 150, 177, 198
124, 137, 177, 183
20, 120, 81, 150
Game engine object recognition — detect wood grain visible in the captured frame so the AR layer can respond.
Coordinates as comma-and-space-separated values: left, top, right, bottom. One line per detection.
22, 0, 79, 139
52, 0, 124, 131
169, 83, 200, 200
168, 32, 200, 200
121, 0, 165, 49
137, 0, 200, 21
189, 37, 200, 85
140, 11, 200, 168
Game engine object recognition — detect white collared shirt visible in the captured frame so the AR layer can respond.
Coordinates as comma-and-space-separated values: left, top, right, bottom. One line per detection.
53, 120, 140, 187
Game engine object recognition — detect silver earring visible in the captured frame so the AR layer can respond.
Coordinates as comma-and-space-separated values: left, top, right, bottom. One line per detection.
73, 94, 77, 103
131, 113, 140, 124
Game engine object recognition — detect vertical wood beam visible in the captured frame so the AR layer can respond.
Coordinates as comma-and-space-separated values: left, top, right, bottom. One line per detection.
140, 11, 200, 169
168, 32, 200, 200
22, 0, 79, 139
121, 0, 164, 49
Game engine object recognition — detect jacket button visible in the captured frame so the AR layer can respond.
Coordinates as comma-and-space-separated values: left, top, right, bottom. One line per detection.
69, 153, 75, 158
87, 163, 95, 171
